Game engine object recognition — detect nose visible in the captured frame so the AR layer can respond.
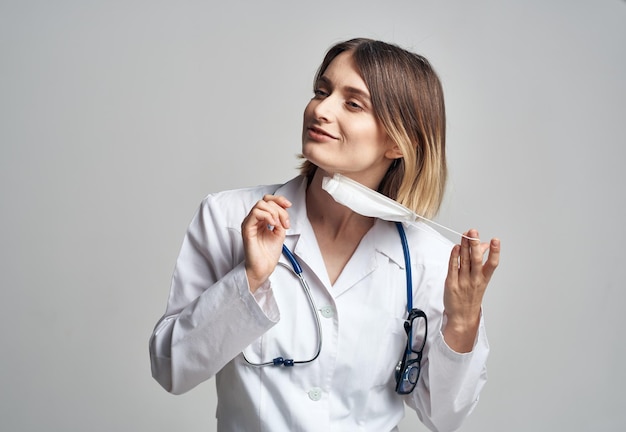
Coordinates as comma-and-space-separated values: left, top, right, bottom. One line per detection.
312, 94, 336, 123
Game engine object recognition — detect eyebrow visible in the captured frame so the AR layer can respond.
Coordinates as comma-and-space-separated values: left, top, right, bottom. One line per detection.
317, 76, 372, 102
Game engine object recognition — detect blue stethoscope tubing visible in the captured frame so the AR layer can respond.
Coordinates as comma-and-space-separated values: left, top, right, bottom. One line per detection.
395, 221, 413, 312
242, 245, 323, 367
242, 221, 412, 367
395, 221, 415, 362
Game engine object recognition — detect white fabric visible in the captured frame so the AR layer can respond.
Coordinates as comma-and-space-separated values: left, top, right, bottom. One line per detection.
322, 173, 417, 222
322, 173, 479, 241
149, 176, 489, 432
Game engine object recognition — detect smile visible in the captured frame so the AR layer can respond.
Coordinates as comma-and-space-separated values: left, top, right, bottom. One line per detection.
307, 126, 337, 141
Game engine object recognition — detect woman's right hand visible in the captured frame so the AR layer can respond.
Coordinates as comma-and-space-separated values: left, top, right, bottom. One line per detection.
241, 195, 292, 292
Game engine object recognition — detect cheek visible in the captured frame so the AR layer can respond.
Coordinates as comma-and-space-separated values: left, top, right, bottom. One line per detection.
351, 121, 384, 143
303, 100, 315, 120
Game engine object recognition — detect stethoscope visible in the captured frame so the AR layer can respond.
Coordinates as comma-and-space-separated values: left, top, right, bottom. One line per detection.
241, 242, 323, 367
242, 221, 415, 370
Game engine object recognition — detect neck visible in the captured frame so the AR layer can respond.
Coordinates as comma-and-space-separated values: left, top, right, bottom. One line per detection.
306, 169, 375, 238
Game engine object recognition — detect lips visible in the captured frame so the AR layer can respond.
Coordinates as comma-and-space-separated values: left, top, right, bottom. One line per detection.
307, 125, 338, 140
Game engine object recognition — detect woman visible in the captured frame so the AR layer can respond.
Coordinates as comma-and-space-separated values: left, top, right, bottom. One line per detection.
150, 38, 500, 431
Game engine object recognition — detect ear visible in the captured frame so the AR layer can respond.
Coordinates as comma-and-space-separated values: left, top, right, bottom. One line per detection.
385, 143, 404, 160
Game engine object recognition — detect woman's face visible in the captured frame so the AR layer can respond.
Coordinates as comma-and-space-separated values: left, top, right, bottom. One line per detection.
302, 52, 399, 189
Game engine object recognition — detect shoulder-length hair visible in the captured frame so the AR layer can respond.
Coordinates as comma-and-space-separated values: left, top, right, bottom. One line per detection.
300, 38, 447, 219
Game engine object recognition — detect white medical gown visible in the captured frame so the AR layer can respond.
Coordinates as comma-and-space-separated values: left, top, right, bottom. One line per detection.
149, 176, 489, 432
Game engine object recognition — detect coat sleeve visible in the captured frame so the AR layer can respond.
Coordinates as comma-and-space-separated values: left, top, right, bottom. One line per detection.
148, 195, 280, 395
406, 314, 489, 431
402, 232, 490, 432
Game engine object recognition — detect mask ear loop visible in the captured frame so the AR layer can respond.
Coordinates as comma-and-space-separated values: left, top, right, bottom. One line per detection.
322, 174, 480, 242
405, 216, 480, 242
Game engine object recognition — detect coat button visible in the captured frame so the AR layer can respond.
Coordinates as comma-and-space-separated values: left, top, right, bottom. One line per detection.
308, 387, 322, 401
319, 305, 334, 318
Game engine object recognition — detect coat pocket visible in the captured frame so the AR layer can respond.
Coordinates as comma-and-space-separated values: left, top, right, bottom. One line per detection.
369, 316, 407, 388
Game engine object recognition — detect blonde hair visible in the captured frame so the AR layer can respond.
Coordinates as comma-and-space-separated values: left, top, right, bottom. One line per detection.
300, 38, 447, 219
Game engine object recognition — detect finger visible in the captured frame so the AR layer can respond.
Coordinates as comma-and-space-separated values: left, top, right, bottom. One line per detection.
468, 229, 484, 267
262, 194, 292, 210
459, 232, 471, 275
274, 203, 291, 230
480, 242, 491, 254
242, 210, 275, 237
447, 244, 461, 284
262, 195, 292, 229
482, 238, 501, 280
252, 200, 281, 226
243, 202, 282, 234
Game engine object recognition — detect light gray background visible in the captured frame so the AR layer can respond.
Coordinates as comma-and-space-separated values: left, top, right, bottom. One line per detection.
1, 1, 624, 431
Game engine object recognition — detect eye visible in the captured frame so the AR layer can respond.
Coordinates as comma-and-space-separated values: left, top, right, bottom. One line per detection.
313, 88, 329, 98
346, 100, 364, 111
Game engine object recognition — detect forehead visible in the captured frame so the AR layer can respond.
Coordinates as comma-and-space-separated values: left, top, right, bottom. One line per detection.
319, 52, 369, 94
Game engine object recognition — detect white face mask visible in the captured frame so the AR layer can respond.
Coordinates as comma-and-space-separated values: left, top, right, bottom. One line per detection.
322, 173, 479, 241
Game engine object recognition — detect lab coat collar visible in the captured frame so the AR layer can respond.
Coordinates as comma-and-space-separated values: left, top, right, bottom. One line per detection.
273, 176, 406, 272
273, 176, 331, 288
371, 219, 406, 269
272, 175, 309, 244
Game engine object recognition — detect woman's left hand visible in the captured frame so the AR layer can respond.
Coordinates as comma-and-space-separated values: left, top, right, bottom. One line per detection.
442, 229, 500, 353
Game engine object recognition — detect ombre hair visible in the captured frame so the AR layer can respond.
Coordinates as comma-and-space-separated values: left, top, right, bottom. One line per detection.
300, 38, 447, 219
